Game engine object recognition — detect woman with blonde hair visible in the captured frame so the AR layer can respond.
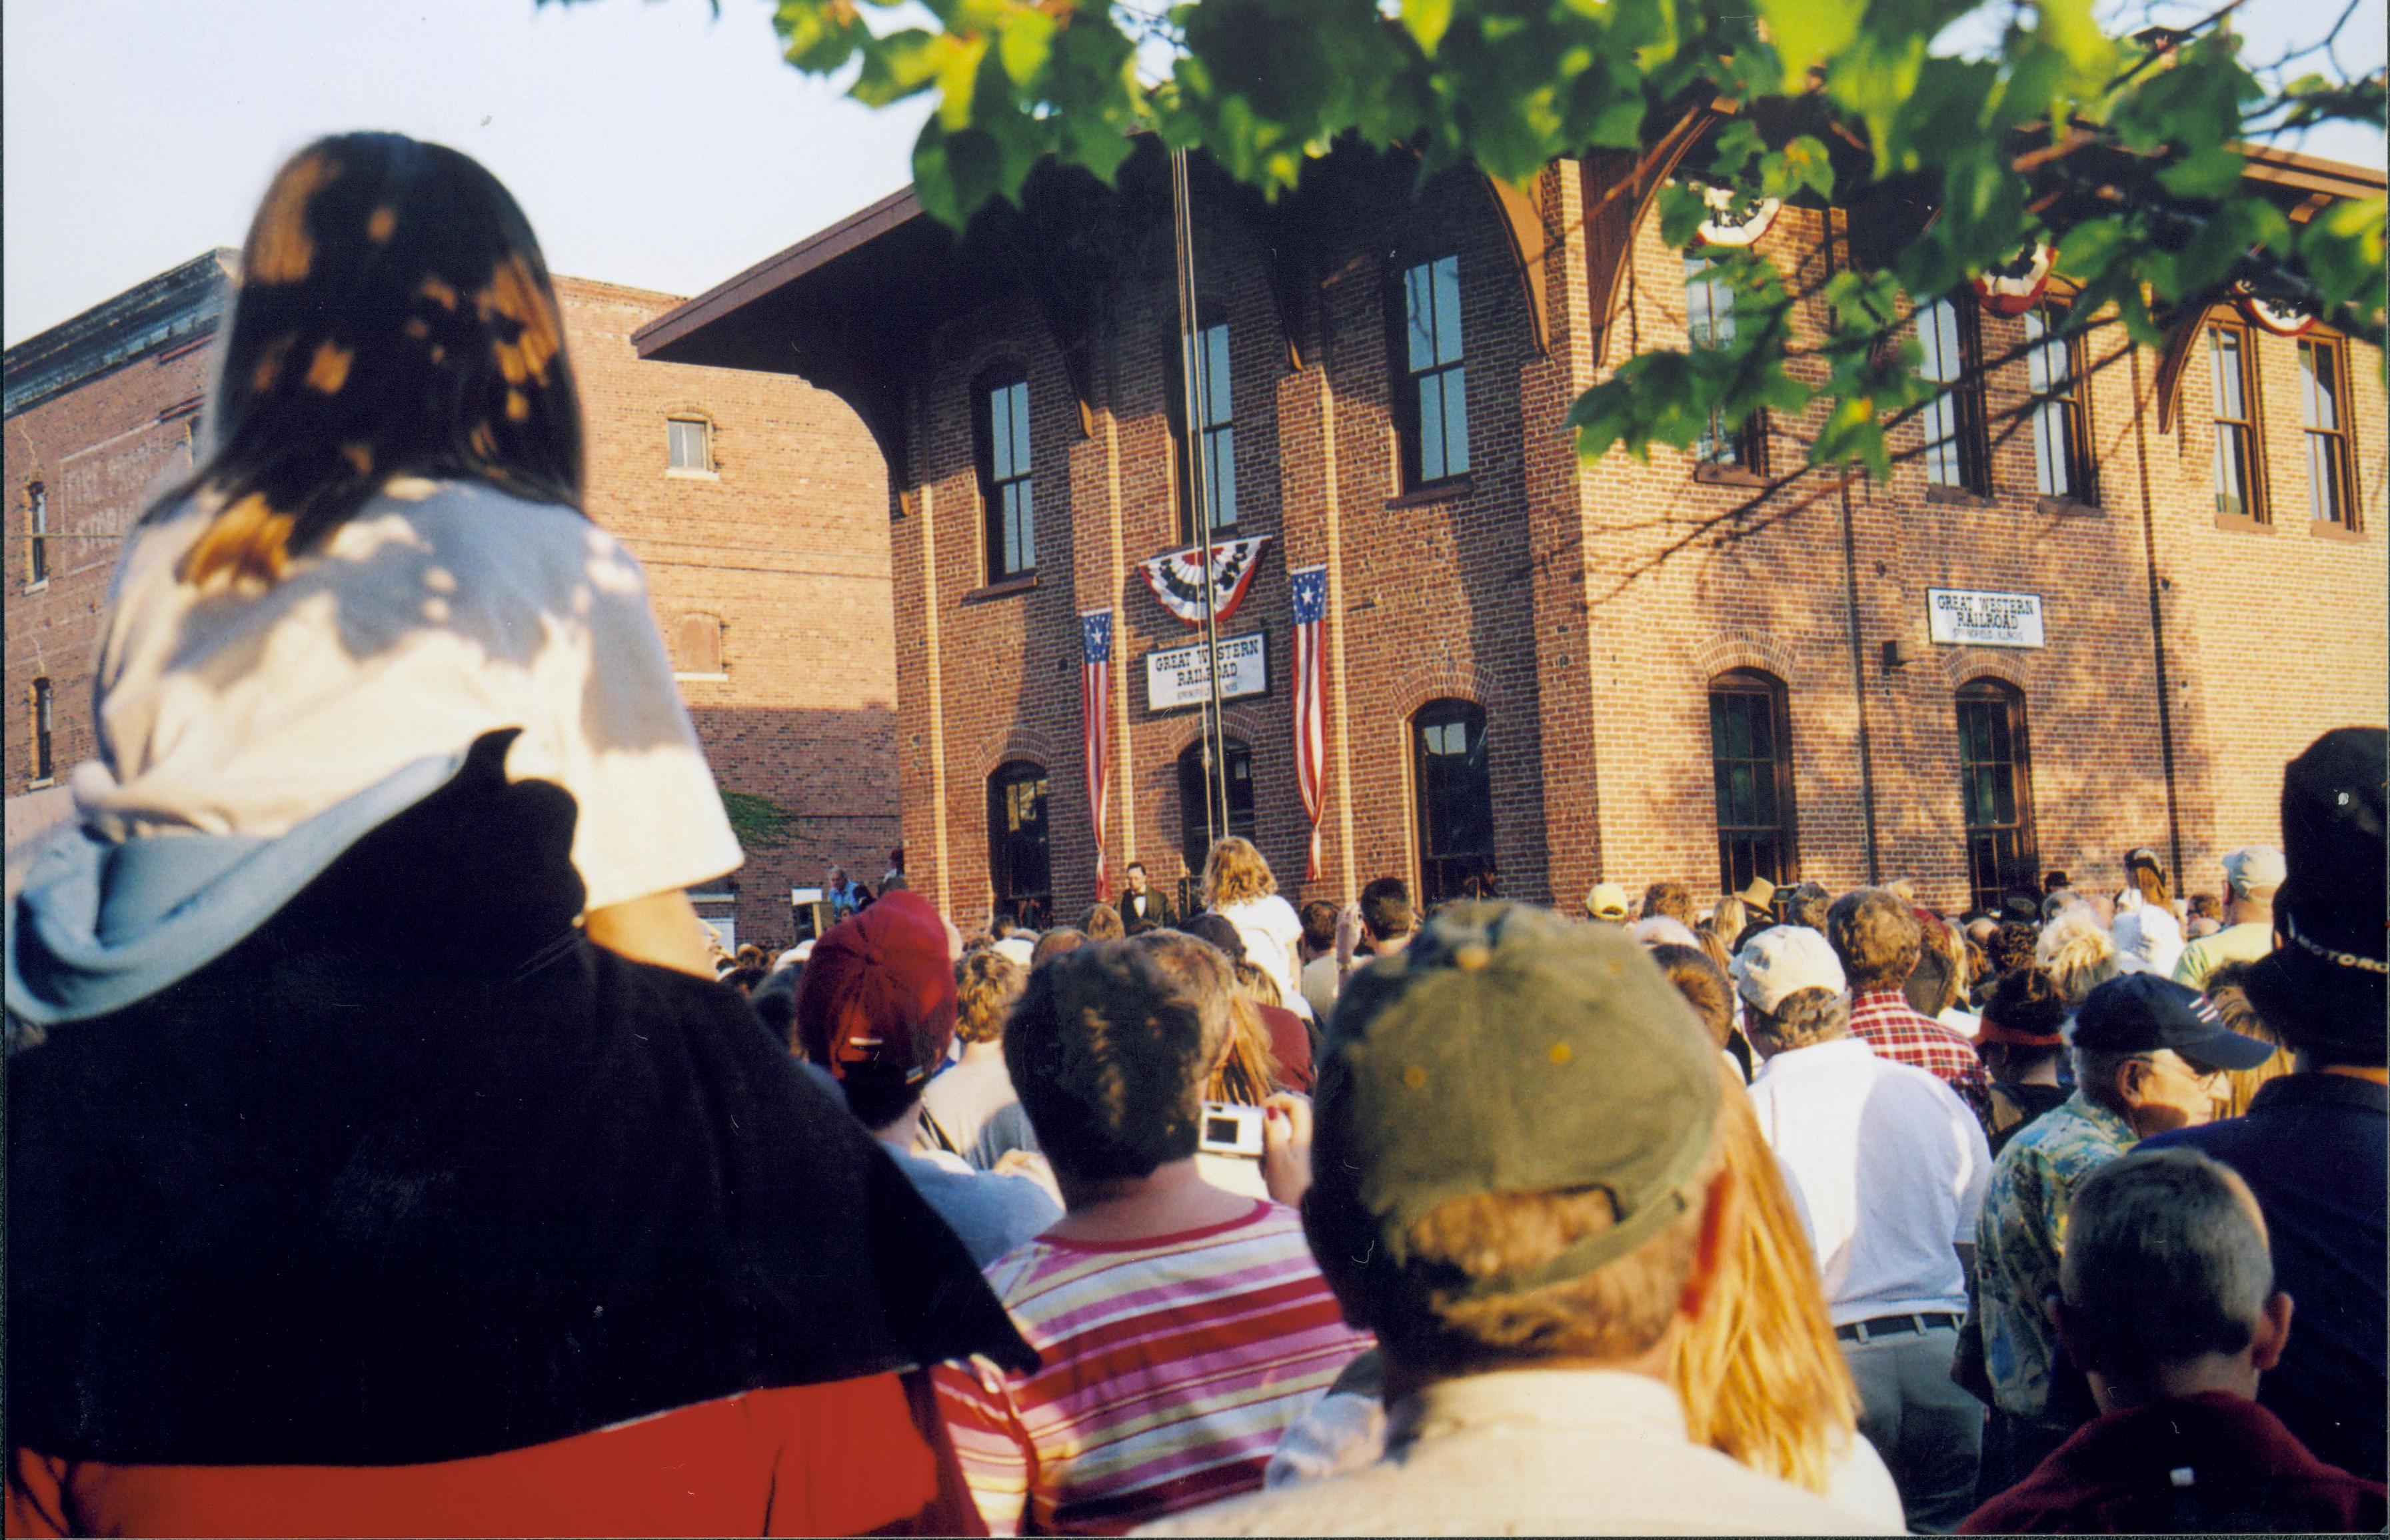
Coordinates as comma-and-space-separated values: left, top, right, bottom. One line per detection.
1676, 1058, 1902, 1523
1202, 836, 1312, 1022
2035, 907, 2123, 1005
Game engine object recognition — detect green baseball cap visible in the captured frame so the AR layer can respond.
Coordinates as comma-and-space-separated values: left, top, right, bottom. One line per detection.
1316, 902, 1723, 1299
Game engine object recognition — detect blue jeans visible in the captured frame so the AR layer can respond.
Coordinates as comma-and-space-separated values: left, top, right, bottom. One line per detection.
1841, 1321, 1985, 1533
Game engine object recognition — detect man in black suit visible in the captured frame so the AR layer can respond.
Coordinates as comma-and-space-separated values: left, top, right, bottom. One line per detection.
1118, 861, 1175, 936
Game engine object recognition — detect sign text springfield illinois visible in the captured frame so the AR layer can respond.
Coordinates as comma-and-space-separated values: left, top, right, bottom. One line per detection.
1146, 632, 1267, 711
1927, 588, 2047, 649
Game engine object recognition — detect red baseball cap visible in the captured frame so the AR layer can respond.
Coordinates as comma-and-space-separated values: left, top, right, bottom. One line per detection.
794, 891, 956, 1086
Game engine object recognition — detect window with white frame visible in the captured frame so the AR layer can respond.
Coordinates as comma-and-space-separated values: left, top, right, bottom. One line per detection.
667, 417, 713, 473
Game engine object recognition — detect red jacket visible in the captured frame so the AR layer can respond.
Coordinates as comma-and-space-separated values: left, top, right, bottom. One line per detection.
1961, 1390, 2385, 1534
6, 1372, 982, 1539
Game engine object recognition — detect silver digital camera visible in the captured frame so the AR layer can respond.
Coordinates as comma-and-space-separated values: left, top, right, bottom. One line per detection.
1197, 1100, 1265, 1159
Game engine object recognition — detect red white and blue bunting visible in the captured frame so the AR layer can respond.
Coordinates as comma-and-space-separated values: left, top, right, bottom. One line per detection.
2235, 282, 2318, 337
1139, 536, 1272, 627
1697, 187, 1782, 248
1973, 245, 2055, 317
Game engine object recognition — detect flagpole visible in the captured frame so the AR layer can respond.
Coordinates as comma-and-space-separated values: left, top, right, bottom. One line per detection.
1172, 146, 1230, 866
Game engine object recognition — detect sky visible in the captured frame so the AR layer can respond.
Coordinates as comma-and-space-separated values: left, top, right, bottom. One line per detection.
5, 0, 2385, 347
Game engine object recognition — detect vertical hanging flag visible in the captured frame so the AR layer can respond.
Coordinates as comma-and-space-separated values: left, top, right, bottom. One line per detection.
1290, 566, 1329, 881
1080, 609, 1114, 901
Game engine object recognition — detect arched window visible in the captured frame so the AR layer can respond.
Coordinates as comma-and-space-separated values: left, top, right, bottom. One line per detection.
988, 760, 1051, 925
1412, 700, 1493, 906
1178, 736, 1256, 875
1917, 297, 1989, 493
674, 613, 724, 676
974, 367, 1035, 580
1708, 670, 1797, 893
1957, 680, 2038, 914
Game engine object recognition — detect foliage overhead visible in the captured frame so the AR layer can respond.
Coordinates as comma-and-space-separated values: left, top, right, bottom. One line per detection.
621, 0, 2385, 485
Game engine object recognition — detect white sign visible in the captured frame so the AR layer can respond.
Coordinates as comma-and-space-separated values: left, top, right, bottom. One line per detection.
1927, 588, 2046, 649
1146, 632, 1268, 712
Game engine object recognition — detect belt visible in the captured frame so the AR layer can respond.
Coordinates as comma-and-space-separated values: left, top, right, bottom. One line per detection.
1835, 1311, 1962, 1344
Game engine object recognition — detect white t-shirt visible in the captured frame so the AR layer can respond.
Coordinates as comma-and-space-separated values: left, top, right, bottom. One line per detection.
2111, 893, 2185, 978
1747, 1038, 1991, 1323
73, 478, 742, 914
1218, 894, 1311, 1020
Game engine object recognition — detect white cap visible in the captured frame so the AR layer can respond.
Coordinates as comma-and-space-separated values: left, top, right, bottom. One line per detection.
2221, 846, 2286, 900
1730, 926, 1847, 1014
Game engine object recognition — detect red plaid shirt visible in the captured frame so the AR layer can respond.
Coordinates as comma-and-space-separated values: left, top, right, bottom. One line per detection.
1849, 988, 1993, 1128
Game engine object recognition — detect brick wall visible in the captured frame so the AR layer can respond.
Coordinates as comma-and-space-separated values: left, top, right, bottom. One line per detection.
3, 272, 898, 950
880, 163, 2385, 928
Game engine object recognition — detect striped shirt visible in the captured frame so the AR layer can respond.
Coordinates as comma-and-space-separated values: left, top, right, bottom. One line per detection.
934, 1199, 1371, 1535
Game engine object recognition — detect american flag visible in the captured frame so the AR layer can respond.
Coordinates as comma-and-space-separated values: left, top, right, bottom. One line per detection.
1080, 610, 1114, 901
1290, 566, 1328, 880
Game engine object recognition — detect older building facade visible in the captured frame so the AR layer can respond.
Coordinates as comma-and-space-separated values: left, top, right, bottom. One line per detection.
6, 262, 897, 945
647, 140, 2384, 929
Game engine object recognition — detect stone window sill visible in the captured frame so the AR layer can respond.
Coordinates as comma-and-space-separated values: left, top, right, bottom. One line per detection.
2213, 511, 2274, 534
1925, 484, 1993, 508
2037, 496, 2103, 518
1694, 464, 1770, 488
2310, 518, 2367, 544
23, 578, 48, 594
1387, 474, 1473, 510
965, 573, 1040, 603
665, 468, 721, 482
672, 671, 730, 683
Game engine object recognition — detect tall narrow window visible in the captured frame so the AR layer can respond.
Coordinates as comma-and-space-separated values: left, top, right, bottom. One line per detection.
25, 482, 48, 586
1412, 700, 1494, 906
666, 417, 712, 473
977, 373, 1035, 580
2209, 324, 2265, 522
1397, 256, 1468, 486
1684, 257, 1767, 472
2298, 337, 2355, 528
1178, 736, 1256, 874
1170, 320, 1237, 541
1917, 298, 1988, 492
987, 761, 1050, 926
1957, 680, 2039, 915
31, 677, 55, 784
1708, 670, 1797, 893
2025, 305, 2094, 502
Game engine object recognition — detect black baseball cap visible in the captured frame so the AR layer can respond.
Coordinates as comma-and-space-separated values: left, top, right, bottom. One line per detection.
2069, 974, 2276, 1072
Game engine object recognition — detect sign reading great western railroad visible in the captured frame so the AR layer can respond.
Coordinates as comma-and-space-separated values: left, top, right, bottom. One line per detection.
1146, 632, 1268, 712
1927, 588, 2047, 649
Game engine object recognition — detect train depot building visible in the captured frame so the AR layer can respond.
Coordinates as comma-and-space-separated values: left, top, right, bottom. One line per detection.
637, 138, 2385, 930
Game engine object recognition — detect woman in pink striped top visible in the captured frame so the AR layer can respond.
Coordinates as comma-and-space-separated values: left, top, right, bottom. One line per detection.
934, 938, 1368, 1535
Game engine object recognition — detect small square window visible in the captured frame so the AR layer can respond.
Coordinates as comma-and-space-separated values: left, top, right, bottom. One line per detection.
667, 418, 713, 473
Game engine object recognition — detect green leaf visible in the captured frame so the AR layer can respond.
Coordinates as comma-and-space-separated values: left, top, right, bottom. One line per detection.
2156, 145, 2245, 201
1402, 0, 1454, 56
1760, 0, 1865, 93
996, 7, 1056, 88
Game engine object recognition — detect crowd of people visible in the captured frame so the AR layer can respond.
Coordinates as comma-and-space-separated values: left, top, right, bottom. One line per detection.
5, 133, 2381, 1538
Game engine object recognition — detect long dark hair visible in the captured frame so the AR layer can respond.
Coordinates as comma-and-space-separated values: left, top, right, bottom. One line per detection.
164, 133, 584, 585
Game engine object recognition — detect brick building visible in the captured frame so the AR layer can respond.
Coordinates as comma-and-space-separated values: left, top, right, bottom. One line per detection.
5, 259, 896, 946
640, 137, 2384, 931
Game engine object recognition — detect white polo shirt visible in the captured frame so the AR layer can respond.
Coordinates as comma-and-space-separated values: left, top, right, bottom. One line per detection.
1747, 1036, 1990, 1325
